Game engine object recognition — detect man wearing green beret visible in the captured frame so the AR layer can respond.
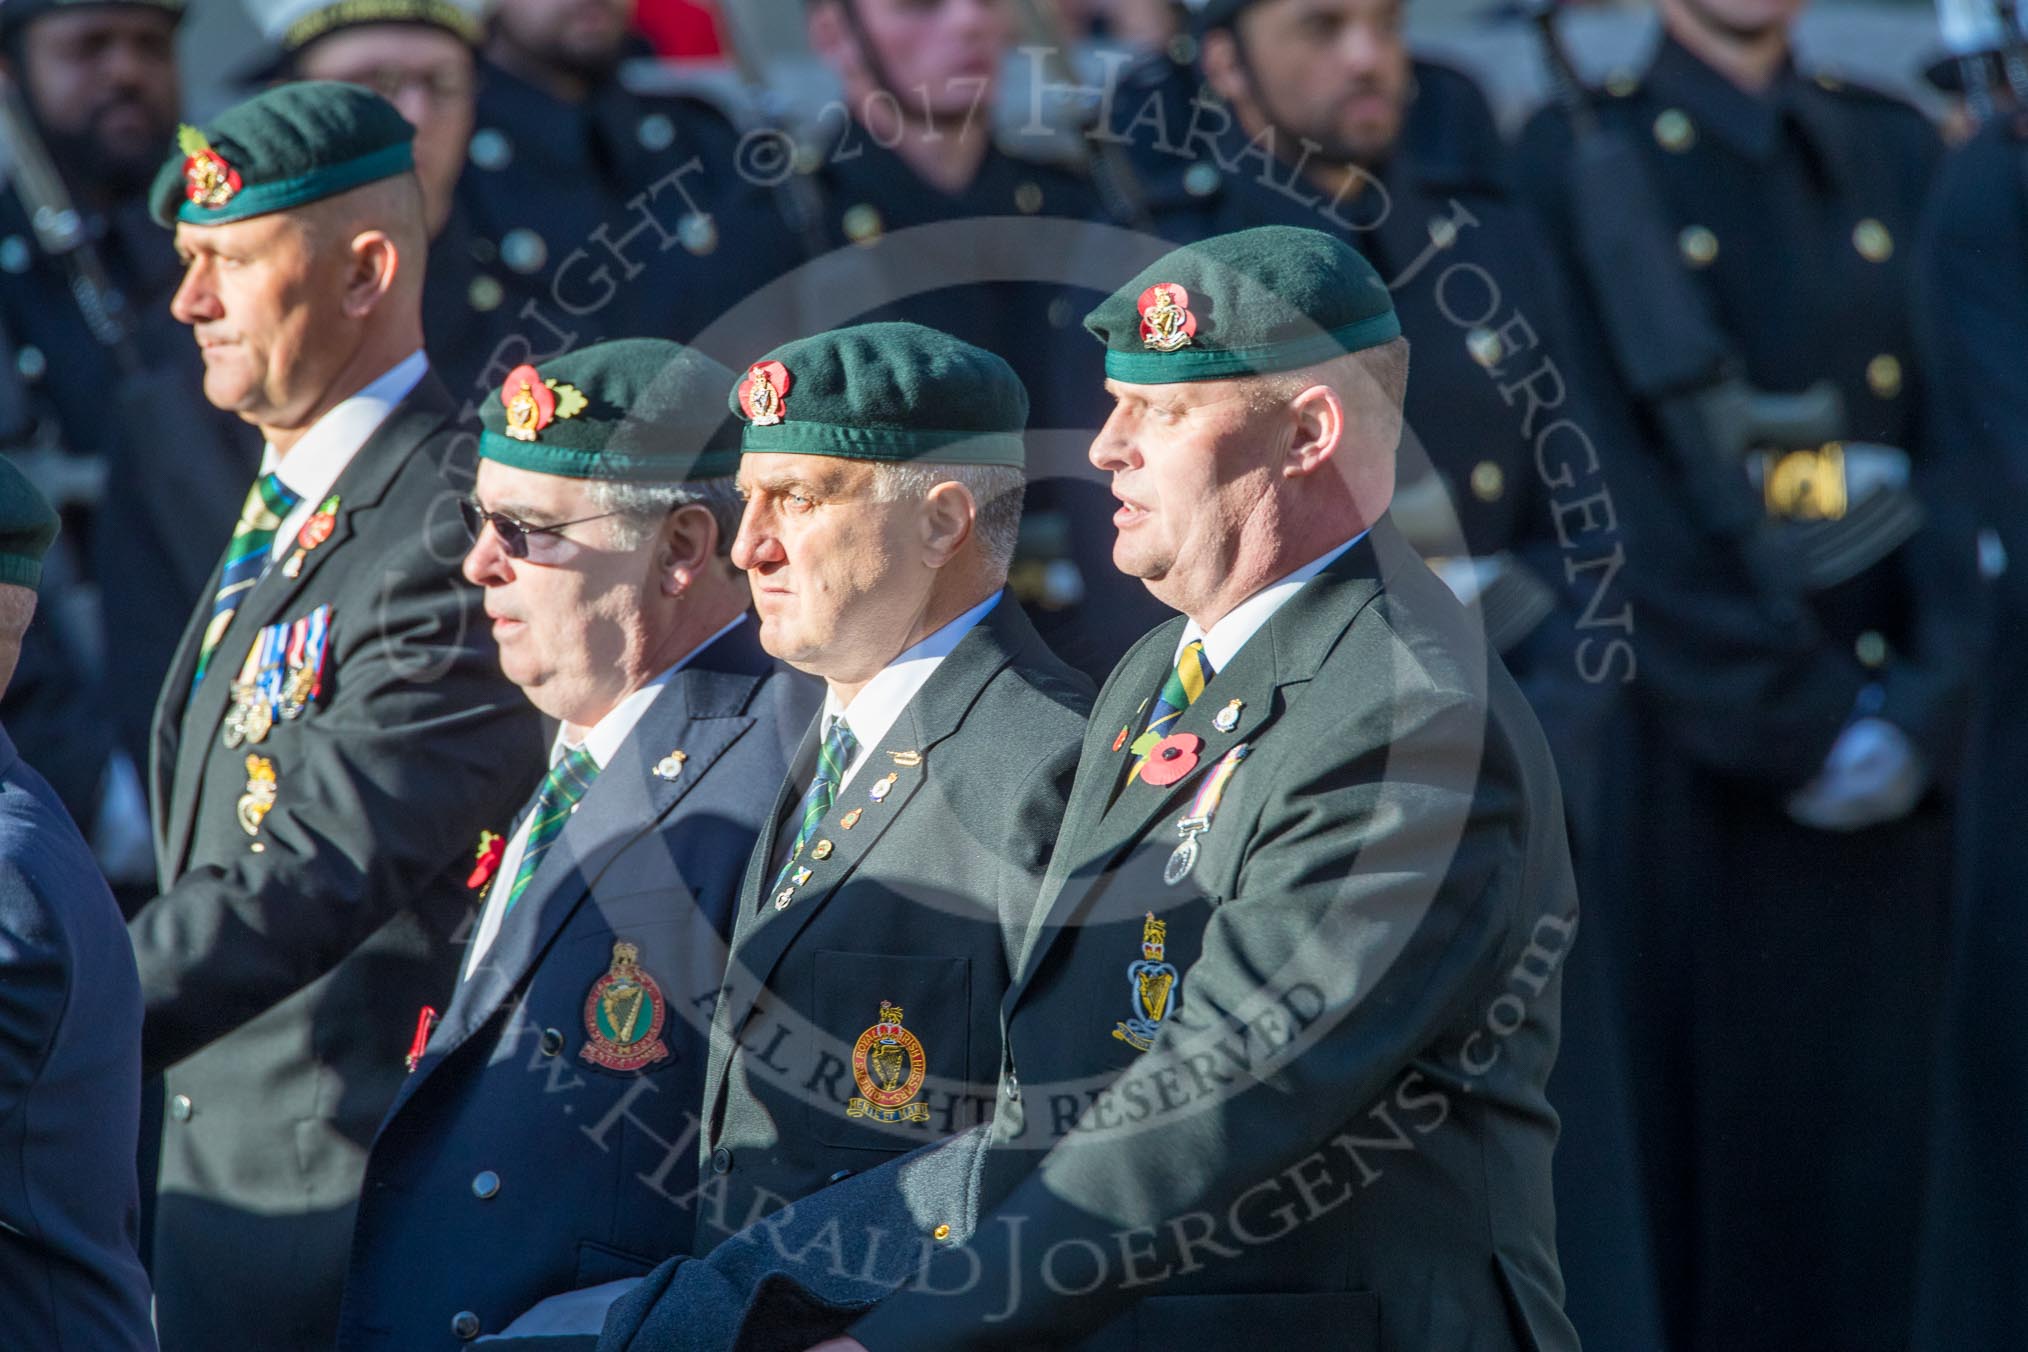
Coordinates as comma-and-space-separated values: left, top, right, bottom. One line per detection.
0, 459, 156, 1351
336, 339, 820, 1350
127, 81, 542, 1351
827, 224, 1578, 1349
595, 227, 1579, 1352
676, 321, 1092, 1256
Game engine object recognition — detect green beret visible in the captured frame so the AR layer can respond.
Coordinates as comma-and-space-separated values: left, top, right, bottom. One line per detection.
1084, 225, 1401, 384
0, 0, 182, 40
147, 81, 415, 228
729, 322, 1027, 469
479, 339, 742, 483
0, 458, 59, 591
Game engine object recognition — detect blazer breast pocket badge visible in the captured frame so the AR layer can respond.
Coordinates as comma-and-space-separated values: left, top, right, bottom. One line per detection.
846, 1002, 930, 1124
580, 941, 671, 1072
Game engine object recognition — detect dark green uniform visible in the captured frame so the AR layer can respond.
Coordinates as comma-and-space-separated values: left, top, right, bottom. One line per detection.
125, 83, 544, 1350
1514, 37, 1976, 1352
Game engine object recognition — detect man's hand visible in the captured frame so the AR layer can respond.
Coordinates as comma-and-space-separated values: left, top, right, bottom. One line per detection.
805, 1341, 869, 1352
1786, 717, 1926, 832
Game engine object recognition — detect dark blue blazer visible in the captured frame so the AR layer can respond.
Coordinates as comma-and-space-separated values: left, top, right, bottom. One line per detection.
0, 721, 154, 1351
335, 620, 816, 1351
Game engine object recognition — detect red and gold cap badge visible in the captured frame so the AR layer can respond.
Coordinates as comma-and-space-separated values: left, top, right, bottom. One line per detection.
1137, 283, 1197, 353
500, 364, 589, 443
178, 125, 242, 211
739, 360, 792, 427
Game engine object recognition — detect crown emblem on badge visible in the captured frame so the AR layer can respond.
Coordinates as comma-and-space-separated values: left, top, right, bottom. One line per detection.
500, 364, 589, 443
179, 125, 243, 210
1141, 914, 1167, 961
739, 360, 792, 426
1114, 912, 1180, 1052
1138, 283, 1197, 353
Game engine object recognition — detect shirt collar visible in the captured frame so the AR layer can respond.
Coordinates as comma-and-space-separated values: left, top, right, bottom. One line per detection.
823, 592, 1002, 752
260, 349, 428, 502
554, 614, 749, 768
1177, 533, 1364, 673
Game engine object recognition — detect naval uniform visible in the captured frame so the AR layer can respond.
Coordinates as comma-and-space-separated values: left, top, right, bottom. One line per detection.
1514, 36, 1977, 1352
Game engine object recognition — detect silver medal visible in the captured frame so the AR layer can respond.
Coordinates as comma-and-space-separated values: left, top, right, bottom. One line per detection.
1164, 834, 1200, 886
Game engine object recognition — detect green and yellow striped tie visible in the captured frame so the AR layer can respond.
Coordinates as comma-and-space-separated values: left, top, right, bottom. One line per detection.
193, 472, 299, 688
1131, 639, 1214, 782
501, 744, 601, 915
771, 716, 858, 900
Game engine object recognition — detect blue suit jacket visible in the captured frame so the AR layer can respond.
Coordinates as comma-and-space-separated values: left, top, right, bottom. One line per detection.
0, 721, 154, 1351
335, 621, 817, 1350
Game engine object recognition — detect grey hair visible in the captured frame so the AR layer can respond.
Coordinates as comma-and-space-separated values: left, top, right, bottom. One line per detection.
869, 462, 1027, 577
586, 476, 744, 555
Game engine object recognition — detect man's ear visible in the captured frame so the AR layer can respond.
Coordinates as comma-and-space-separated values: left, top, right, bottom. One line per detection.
658, 503, 718, 597
1281, 384, 1345, 480
342, 229, 400, 319
1199, 28, 1247, 106
919, 482, 977, 570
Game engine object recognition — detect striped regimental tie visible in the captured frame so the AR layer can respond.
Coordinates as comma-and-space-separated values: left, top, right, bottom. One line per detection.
1130, 638, 1216, 783
500, 744, 602, 915
193, 472, 301, 689
770, 715, 859, 901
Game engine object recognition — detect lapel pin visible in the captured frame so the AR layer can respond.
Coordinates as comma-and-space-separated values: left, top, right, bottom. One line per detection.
774, 887, 797, 911
841, 808, 864, 830
811, 839, 834, 860
888, 749, 922, 767
282, 494, 341, 579
1213, 699, 1243, 733
869, 773, 898, 802
654, 750, 687, 781
792, 867, 813, 887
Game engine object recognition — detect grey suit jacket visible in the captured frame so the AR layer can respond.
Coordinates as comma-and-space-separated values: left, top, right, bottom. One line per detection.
131, 374, 545, 1351
694, 595, 1091, 1255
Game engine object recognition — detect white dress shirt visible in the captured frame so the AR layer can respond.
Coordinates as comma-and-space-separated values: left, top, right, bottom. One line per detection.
263, 349, 428, 560
822, 592, 1000, 791
1174, 533, 1365, 672
462, 615, 748, 979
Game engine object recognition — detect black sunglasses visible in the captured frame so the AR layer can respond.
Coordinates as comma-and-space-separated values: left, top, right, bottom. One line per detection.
458, 497, 621, 560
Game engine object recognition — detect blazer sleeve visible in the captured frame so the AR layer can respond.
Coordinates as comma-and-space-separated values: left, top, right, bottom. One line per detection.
0, 864, 65, 1127
849, 669, 1551, 1348
128, 518, 540, 1074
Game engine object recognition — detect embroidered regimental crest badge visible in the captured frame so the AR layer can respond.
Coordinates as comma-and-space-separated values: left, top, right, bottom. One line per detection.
580, 941, 671, 1072
846, 1001, 931, 1123
1113, 913, 1179, 1052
